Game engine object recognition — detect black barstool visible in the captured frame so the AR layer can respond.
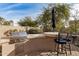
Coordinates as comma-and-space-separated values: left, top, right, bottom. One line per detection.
54, 33, 72, 56
55, 39, 67, 56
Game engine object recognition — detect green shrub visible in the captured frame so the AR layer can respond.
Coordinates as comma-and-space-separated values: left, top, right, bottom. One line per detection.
27, 29, 43, 34
12, 29, 18, 32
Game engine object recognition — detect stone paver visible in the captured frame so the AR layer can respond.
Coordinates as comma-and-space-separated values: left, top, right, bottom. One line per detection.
25, 44, 79, 56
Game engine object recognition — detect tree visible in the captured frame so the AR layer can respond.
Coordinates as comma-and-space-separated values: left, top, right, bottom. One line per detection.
9, 20, 14, 26
0, 17, 12, 25
18, 17, 38, 27
36, 7, 52, 32
41, 8, 51, 31
36, 3, 71, 32
3, 21, 11, 25
0, 17, 5, 25
53, 4, 71, 32
69, 10, 79, 33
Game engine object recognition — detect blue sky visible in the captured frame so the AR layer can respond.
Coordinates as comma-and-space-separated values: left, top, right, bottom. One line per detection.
0, 3, 79, 23
0, 3, 48, 22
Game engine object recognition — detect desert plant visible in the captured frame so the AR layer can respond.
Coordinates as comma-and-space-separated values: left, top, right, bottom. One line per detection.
27, 28, 43, 34
12, 29, 18, 32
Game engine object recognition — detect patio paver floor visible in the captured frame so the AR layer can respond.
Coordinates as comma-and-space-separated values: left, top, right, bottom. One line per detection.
25, 44, 79, 56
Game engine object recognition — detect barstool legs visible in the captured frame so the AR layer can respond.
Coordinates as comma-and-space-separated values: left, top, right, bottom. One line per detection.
69, 44, 72, 55
61, 45, 64, 53
66, 42, 72, 55
54, 42, 57, 53
56, 44, 67, 56
57, 44, 59, 56
64, 44, 67, 56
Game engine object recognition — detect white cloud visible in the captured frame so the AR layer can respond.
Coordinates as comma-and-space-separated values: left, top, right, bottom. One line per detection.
0, 3, 48, 23
0, 4, 22, 11
0, 8, 42, 22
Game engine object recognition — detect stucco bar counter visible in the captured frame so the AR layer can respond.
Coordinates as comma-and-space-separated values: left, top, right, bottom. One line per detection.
1, 32, 58, 56
0, 39, 10, 56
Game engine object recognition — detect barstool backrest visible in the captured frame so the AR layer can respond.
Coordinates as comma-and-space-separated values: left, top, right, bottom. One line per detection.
57, 32, 68, 40
57, 32, 61, 41
60, 32, 72, 41
66, 33, 72, 40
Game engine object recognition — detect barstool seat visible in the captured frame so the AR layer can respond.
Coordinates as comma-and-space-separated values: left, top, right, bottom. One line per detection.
55, 39, 66, 44
54, 38, 67, 56
59, 39, 66, 43
63, 38, 71, 42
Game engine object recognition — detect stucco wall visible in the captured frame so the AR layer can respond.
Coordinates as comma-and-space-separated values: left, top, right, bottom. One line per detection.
2, 43, 15, 56
0, 25, 25, 37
